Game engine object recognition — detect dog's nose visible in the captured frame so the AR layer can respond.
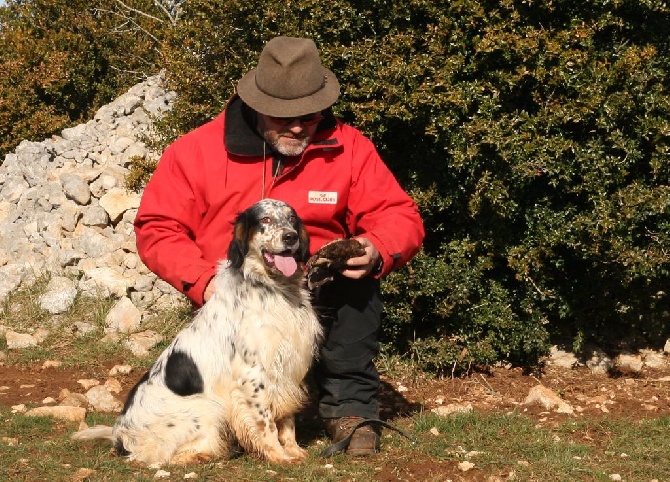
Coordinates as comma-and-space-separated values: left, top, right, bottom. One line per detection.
283, 231, 299, 246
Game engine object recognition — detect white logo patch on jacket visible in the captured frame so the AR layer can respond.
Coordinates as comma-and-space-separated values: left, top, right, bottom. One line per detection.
308, 191, 338, 204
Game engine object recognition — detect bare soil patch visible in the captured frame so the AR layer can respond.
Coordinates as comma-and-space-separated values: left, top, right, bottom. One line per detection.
1, 359, 669, 481
378, 363, 670, 422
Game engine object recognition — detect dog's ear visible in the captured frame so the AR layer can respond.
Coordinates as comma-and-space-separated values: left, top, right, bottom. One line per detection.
228, 211, 251, 269
296, 218, 311, 264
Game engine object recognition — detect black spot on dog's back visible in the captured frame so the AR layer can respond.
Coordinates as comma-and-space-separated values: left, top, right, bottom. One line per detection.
121, 371, 150, 415
165, 350, 204, 396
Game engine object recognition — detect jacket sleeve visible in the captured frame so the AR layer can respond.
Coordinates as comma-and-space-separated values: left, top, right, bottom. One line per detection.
134, 143, 217, 306
346, 129, 425, 277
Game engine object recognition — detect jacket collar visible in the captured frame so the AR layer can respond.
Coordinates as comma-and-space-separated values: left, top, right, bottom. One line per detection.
224, 94, 339, 157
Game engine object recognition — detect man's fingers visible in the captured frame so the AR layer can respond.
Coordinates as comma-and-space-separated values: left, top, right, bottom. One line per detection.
346, 254, 371, 267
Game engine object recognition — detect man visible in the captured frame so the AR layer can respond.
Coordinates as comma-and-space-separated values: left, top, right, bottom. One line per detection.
134, 36, 424, 456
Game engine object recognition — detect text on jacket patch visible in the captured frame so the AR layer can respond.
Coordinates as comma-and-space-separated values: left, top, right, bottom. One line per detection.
308, 191, 338, 204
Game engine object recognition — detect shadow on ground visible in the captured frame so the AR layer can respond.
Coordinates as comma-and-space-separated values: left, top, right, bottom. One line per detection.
296, 379, 423, 448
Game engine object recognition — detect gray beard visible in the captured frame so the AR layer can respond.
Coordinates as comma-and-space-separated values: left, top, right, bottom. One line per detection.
264, 134, 310, 157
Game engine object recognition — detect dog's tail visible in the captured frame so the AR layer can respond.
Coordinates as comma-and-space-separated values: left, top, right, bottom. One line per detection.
71, 425, 115, 442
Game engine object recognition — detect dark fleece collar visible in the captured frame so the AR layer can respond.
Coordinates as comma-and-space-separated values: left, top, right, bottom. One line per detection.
224, 95, 338, 157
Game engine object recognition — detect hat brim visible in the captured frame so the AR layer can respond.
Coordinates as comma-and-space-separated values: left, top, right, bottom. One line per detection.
237, 67, 340, 118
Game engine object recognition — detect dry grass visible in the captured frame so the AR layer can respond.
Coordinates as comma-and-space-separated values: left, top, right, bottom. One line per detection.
1, 279, 669, 481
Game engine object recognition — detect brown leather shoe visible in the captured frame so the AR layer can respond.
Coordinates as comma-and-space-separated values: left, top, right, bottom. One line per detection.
324, 416, 381, 456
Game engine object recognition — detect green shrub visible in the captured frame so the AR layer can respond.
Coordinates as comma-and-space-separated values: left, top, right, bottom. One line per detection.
7, 0, 668, 371
0, 0, 170, 159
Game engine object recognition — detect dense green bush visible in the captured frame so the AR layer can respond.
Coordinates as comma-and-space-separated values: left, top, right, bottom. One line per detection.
151, 0, 670, 371
0, 0, 170, 159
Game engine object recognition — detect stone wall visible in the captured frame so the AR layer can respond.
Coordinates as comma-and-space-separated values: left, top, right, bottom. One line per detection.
0, 74, 183, 315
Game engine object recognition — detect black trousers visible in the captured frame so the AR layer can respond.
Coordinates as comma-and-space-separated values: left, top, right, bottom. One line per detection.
313, 276, 382, 419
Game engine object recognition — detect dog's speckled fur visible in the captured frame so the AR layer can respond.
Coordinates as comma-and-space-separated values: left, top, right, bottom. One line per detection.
72, 199, 322, 465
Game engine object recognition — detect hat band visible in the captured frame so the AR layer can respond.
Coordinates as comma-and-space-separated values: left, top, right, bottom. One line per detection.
255, 74, 327, 100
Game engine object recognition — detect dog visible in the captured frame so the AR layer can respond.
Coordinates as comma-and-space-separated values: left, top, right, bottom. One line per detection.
72, 199, 323, 466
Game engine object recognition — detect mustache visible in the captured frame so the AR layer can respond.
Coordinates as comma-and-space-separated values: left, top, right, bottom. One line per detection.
280, 133, 308, 140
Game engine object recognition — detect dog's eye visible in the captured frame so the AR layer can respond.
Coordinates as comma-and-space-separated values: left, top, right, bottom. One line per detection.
289, 215, 297, 224
261, 216, 272, 224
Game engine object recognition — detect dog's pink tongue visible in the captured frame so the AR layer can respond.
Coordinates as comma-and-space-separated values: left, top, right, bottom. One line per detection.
274, 255, 298, 276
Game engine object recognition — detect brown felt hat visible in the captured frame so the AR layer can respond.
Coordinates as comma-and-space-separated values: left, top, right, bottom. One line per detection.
237, 36, 340, 118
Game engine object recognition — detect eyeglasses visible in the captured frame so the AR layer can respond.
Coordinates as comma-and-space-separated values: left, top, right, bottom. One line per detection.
266, 112, 324, 127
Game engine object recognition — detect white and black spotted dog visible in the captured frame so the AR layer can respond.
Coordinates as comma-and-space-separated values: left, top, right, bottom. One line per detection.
72, 199, 323, 465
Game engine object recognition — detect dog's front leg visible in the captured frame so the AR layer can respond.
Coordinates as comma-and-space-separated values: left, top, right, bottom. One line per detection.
277, 414, 308, 461
229, 388, 297, 464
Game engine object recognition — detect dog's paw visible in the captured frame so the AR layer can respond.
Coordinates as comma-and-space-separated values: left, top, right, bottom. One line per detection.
306, 238, 367, 289
264, 450, 305, 465
283, 445, 309, 461
274, 455, 307, 465
169, 451, 213, 465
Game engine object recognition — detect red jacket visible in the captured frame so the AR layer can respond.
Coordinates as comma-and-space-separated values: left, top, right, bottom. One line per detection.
135, 96, 424, 305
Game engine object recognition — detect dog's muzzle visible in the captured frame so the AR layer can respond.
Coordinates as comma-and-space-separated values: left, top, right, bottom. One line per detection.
263, 229, 300, 276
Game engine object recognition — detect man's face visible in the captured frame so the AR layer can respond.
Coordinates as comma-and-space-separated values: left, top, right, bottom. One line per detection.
257, 112, 323, 157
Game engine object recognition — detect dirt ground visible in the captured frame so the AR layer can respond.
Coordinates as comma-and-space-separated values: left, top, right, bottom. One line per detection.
1, 357, 669, 481
380, 362, 670, 422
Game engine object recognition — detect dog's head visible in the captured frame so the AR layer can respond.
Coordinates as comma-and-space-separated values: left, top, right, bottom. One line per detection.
228, 199, 310, 280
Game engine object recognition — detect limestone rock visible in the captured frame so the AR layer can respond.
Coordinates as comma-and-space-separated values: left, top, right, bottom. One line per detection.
38, 276, 78, 314
431, 403, 473, 416
25, 405, 86, 422
85, 385, 123, 412
0, 73, 184, 320
99, 188, 141, 223
585, 347, 614, 375
125, 330, 163, 356
524, 385, 574, 414
60, 173, 92, 205
547, 346, 581, 368
5, 331, 38, 349
105, 296, 142, 334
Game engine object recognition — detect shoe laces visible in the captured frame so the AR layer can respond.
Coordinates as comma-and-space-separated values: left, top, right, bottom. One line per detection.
335, 416, 381, 435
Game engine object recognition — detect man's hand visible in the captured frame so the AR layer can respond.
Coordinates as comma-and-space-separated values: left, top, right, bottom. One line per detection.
341, 237, 381, 279
202, 277, 215, 304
